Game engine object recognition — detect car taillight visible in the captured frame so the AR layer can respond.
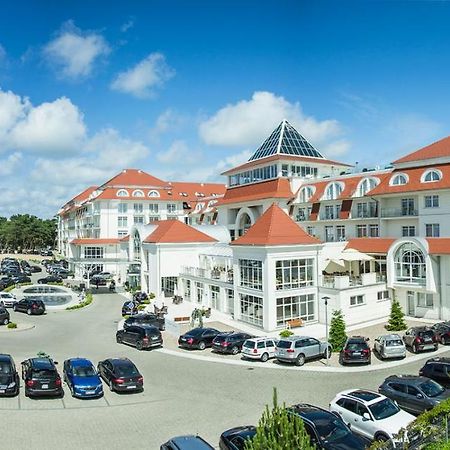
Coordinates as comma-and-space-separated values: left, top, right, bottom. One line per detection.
187, 338, 194, 344
253, 348, 258, 354
287, 349, 295, 353
32, 304, 37, 309
222, 342, 229, 347
55, 377, 62, 386
114, 378, 124, 384
143, 337, 149, 343
415, 337, 422, 343
26, 380, 35, 387
362, 349, 370, 355
137, 376, 143, 383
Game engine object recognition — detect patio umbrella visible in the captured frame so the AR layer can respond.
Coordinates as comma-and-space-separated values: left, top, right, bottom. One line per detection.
324, 259, 347, 272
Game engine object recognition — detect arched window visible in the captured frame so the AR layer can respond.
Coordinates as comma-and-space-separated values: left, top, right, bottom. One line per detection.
324, 182, 343, 200
239, 213, 252, 237
390, 173, 408, 186
132, 189, 144, 197
394, 242, 426, 285
422, 169, 442, 183
299, 186, 315, 203
148, 190, 160, 198
356, 177, 378, 197
117, 189, 129, 197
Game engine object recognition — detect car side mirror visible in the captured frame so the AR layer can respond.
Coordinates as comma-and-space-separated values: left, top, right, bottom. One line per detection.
416, 393, 423, 399
362, 412, 371, 421
54, 361, 59, 365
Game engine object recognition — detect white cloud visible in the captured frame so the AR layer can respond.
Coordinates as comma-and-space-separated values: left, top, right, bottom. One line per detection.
110, 53, 175, 99
321, 140, 352, 157
120, 18, 134, 32
199, 91, 343, 149
43, 21, 110, 79
150, 109, 185, 138
156, 140, 200, 165
0, 90, 29, 140
0, 152, 22, 176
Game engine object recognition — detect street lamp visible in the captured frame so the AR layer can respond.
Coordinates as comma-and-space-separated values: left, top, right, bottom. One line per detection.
322, 296, 330, 366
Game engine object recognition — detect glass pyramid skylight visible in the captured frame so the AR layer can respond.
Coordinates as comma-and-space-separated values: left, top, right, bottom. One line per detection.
248, 120, 324, 161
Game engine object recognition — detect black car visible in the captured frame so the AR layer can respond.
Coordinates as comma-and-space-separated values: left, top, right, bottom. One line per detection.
178, 327, 221, 350
0, 354, 20, 396
40, 249, 53, 257
11, 274, 31, 284
403, 327, 438, 353
122, 300, 138, 316
21, 357, 63, 398
212, 332, 254, 355
37, 275, 62, 284
219, 426, 256, 450
0, 305, 10, 325
161, 436, 215, 450
431, 322, 450, 345
97, 358, 143, 392
13, 298, 46, 315
340, 336, 371, 365
116, 325, 163, 350
0, 278, 14, 290
124, 313, 165, 331
419, 357, 450, 387
378, 374, 450, 415
29, 265, 42, 273
288, 403, 368, 449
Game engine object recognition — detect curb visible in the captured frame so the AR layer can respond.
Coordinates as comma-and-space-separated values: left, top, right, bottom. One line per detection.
0, 323, 35, 333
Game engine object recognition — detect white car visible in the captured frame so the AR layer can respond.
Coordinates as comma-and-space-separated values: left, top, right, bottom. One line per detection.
0, 292, 17, 307
329, 389, 415, 444
241, 337, 278, 362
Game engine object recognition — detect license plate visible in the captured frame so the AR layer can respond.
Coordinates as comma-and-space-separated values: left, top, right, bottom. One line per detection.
126, 385, 136, 389
0, 389, 5, 393
353, 352, 361, 356
85, 390, 95, 395
423, 344, 434, 349
180, 338, 186, 341
42, 384, 48, 389
151, 336, 158, 340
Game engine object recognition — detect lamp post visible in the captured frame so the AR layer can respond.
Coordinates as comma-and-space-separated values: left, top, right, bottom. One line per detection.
322, 296, 330, 366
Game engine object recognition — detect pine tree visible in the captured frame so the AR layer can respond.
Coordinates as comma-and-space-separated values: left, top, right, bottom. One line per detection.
385, 297, 408, 331
245, 388, 315, 450
328, 309, 347, 352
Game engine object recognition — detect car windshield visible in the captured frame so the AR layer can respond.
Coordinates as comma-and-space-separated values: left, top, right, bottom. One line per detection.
419, 331, 434, 338
385, 340, 403, 347
243, 341, 255, 349
32, 369, 56, 378
368, 398, 400, 420
186, 328, 203, 336
347, 343, 366, 351
277, 340, 292, 349
0, 362, 12, 374
315, 417, 352, 443
115, 364, 138, 377
419, 380, 445, 397
73, 365, 96, 377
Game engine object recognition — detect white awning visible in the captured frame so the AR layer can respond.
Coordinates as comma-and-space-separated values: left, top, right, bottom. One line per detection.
324, 259, 347, 271
340, 249, 374, 261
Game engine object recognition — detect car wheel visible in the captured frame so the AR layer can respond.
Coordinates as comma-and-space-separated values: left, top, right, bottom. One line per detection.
198, 341, 206, 351
323, 346, 332, 359
13, 305, 17, 312
441, 336, 447, 345
374, 432, 390, 443
231, 346, 239, 355
2, 318, 8, 325
261, 352, 269, 363
109, 380, 114, 392
26, 308, 32, 315
295, 354, 306, 367
116, 335, 123, 344
136, 341, 143, 351
413, 344, 419, 353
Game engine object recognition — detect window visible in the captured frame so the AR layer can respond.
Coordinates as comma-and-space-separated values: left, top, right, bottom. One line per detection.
118, 216, 128, 227
275, 259, 314, 290
211, 285, 220, 310
401, 198, 416, 215
118, 230, 128, 238
281, 164, 289, 176
357, 178, 379, 197
118, 203, 128, 214
369, 224, 379, 237
336, 225, 346, 241
377, 290, 390, 301
148, 203, 159, 214
422, 169, 442, 183
148, 190, 160, 198
161, 277, 177, 296
276, 294, 315, 326
425, 195, 439, 208
239, 294, 263, 326
299, 186, 315, 203
184, 279, 191, 299
148, 216, 159, 222
226, 288, 234, 314
350, 295, 364, 306
426, 223, 440, 237
133, 203, 143, 214
116, 189, 129, 197
167, 203, 176, 214
132, 189, 144, 197
356, 202, 377, 218
239, 259, 262, 290
324, 182, 343, 200
417, 293, 433, 308
307, 226, 316, 237
83, 247, 103, 259
390, 173, 408, 186
324, 205, 340, 220
325, 226, 334, 242
357, 224, 367, 238
394, 242, 426, 285
134, 216, 144, 224
228, 164, 277, 187
402, 226, 416, 237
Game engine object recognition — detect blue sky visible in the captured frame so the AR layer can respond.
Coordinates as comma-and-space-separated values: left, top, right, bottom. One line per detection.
1, 0, 450, 217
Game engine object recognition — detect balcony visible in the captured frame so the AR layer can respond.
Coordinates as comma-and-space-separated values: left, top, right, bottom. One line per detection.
353, 211, 378, 219
321, 272, 385, 290
181, 266, 234, 284
380, 208, 418, 218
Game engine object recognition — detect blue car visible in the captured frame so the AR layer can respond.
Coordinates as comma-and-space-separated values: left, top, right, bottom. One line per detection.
63, 358, 103, 398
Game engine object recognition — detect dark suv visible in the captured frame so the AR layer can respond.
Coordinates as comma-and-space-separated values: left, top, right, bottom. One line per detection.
403, 327, 438, 353
13, 298, 46, 315
21, 357, 63, 398
419, 358, 450, 387
431, 322, 450, 345
0, 354, 20, 396
340, 336, 371, 365
116, 325, 163, 350
178, 327, 221, 350
379, 374, 450, 415
124, 313, 165, 331
0, 305, 10, 325
212, 332, 253, 355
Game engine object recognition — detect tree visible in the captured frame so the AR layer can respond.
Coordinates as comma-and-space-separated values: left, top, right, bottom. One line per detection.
245, 388, 315, 450
385, 297, 407, 331
328, 309, 347, 352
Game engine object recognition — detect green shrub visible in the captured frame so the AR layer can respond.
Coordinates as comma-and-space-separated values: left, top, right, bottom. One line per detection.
137, 305, 146, 310
66, 293, 93, 310
425, 443, 450, 450
328, 309, 347, 352
279, 329, 294, 338
142, 299, 151, 304
7, 322, 17, 329
385, 297, 408, 331
123, 315, 130, 320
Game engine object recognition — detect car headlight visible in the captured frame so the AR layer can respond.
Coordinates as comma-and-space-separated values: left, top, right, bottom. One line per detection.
7, 382, 16, 388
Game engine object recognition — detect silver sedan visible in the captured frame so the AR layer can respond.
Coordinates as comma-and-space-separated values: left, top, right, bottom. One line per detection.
374, 334, 406, 359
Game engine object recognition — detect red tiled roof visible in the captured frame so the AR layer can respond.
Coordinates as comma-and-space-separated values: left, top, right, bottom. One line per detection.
231, 204, 321, 246
221, 154, 352, 175
426, 238, 450, 255
393, 136, 450, 165
218, 178, 293, 206
70, 238, 121, 245
143, 220, 217, 244
100, 169, 166, 188
345, 238, 396, 254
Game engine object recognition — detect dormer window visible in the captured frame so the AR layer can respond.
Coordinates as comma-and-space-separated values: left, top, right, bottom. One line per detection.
390, 173, 408, 186
132, 189, 144, 197
422, 169, 442, 183
299, 186, 315, 203
117, 189, 129, 197
148, 190, 160, 198
324, 182, 343, 200
356, 177, 379, 197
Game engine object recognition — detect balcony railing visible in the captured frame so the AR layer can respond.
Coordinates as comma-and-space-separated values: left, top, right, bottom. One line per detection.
181, 266, 234, 284
353, 211, 378, 219
380, 208, 418, 218
321, 272, 385, 289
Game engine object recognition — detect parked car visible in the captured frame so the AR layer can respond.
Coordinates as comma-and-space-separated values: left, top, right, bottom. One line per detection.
219, 426, 256, 450
29, 265, 42, 273
122, 300, 138, 316
178, 327, 221, 350
97, 358, 143, 392
242, 337, 278, 362
116, 325, 163, 350
329, 389, 415, 444
63, 358, 103, 398
403, 327, 438, 353
288, 403, 368, 449
21, 357, 63, 398
37, 275, 62, 284
11, 274, 31, 284
340, 336, 371, 365
0, 292, 17, 307
40, 249, 53, 257
0, 354, 20, 396
275, 336, 332, 367
379, 374, 450, 415
91, 272, 112, 282
124, 313, 165, 331
0, 278, 14, 290
52, 268, 69, 279
212, 331, 254, 355
419, 357, 450, 387
373, 334, 406, 360
431, 322, 450, 345
0, 306, 10, 325
13, 298, 46, 315
161, 436, 215, 450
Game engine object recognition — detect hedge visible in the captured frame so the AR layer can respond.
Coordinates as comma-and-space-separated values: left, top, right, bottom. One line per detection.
66, 293, 93, 310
